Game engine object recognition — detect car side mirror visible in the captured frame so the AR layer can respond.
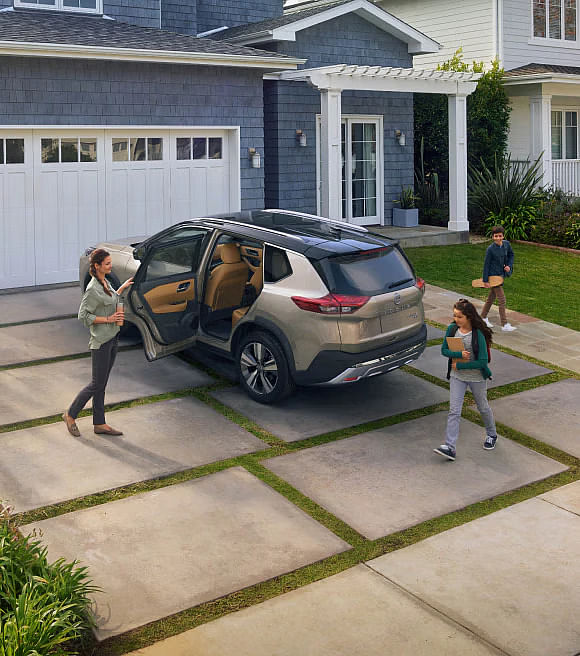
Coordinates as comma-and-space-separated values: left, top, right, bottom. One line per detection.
133, 247, 145, 261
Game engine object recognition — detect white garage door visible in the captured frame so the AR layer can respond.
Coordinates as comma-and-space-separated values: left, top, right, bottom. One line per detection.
0, 127, 240, 290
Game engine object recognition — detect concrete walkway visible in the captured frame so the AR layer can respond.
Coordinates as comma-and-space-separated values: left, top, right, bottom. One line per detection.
424, 284, 580, 374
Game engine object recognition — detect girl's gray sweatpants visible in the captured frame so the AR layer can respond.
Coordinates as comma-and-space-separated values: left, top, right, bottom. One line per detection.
446, 377, 496, 448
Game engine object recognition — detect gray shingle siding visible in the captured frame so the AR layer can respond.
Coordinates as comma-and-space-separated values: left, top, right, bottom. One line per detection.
161, 0, 197, 35
196, 0, 283, 35
264, 14, 414, 224
103, 0, 161, 30
0, 56, 265, 210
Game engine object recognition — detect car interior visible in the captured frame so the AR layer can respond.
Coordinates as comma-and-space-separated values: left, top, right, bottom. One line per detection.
201, 234, 264, 340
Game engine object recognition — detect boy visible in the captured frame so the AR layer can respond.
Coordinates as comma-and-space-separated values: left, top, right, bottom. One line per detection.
481, 225, 516, 332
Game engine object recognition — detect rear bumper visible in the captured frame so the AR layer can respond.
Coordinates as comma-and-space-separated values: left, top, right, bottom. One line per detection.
294, 324, 427, 386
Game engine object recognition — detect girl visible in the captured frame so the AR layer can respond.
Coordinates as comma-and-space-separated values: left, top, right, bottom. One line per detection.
434, 298, 498, 461
63, 249, 133, 437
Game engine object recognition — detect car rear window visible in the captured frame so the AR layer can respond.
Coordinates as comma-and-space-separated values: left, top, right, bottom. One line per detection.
313, 246, 415, 296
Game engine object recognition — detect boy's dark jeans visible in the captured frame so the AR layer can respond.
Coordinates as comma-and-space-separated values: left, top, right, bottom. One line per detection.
69, 335, 119, 425
481, 284, 507, 326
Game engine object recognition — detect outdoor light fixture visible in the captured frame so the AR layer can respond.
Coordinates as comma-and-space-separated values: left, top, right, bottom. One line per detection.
394, 129, 406, 146
248, 147, 261, 168
296, 129, 307, 147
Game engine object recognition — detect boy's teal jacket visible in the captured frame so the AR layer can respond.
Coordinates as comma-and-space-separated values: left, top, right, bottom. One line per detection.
442, 323, 492, 380
482, 240, 514, 282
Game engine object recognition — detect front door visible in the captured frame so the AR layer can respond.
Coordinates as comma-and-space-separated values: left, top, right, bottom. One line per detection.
130, 226, 210, 356
341, 118, 382, 226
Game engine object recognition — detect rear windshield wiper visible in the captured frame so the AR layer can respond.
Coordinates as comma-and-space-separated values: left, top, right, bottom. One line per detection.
388, 277, 413, 289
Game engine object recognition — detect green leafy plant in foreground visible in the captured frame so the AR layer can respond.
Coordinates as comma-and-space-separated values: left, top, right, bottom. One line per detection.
483, 204, 537, 240
0, 504, 98, 655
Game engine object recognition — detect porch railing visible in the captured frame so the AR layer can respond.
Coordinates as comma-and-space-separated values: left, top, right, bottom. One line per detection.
552, 160, 580, 196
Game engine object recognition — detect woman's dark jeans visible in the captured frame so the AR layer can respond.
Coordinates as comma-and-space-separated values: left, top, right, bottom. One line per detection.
69, 335, 119, 425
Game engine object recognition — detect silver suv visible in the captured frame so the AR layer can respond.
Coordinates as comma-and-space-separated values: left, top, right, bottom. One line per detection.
80, 210, 426, 403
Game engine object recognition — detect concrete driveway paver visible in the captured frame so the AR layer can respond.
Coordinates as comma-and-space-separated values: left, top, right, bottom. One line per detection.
0, 397, 267, 512
211, 370, 449, 442
126, 565, 502, 656
263, 412, 567, 539
21, 467, 350, 640
0, 350, 212, 426
368, 495, 580, 656
0, 286, 80, 324
409, 344, 552, 388
426, 324, 445, 340
539, 480, 580, 515
0, 318, 140, 366
490, 379, 580, 457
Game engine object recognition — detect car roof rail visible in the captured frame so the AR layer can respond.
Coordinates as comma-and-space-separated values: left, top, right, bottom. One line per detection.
264, 209, 369, 233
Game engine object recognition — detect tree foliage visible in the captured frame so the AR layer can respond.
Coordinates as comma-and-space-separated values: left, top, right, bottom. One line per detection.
414, 49, 511, 188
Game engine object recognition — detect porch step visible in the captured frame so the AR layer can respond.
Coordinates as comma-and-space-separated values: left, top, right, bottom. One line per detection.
370, 224, 469, 248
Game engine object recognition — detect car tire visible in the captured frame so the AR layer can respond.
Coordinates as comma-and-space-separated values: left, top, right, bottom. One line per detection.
236, 331, 295, 404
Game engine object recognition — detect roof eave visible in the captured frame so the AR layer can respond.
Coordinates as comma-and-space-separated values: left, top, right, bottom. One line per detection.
503, 73, 580, 85
0, 40, 305, 68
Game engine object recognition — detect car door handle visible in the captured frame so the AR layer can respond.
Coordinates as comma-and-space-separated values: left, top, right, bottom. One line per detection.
177, 282, 190, 292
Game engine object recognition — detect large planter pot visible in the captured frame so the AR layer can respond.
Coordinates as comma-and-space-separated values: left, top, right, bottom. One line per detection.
392, 208, 419, 227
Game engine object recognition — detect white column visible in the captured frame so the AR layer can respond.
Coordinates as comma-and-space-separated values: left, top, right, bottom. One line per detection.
319, 88, 342, 220
448, 93, 469, 232
529, 95, 552, 187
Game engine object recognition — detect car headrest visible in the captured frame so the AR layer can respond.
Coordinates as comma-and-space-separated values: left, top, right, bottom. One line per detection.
220, 243, 241, 264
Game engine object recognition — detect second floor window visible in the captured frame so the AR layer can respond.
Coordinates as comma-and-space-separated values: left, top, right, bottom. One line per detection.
14, 0, 101, 14
533, 0, 577, 41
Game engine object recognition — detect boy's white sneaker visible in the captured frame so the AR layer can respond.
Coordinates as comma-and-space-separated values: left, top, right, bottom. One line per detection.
483, 317, 493, 328
501, 323, 517, 332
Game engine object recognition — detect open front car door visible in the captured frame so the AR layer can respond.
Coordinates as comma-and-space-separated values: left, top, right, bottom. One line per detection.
129, 226, 211, 360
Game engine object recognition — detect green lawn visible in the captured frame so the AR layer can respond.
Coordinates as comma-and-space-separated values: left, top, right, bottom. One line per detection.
406, 241, 580, 330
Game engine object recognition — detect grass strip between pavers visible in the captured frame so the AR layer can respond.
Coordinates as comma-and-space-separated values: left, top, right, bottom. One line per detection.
4, 335, 580, 655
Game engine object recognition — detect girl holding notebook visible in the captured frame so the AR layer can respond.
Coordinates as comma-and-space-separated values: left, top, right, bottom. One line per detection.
434, 299, 498, 461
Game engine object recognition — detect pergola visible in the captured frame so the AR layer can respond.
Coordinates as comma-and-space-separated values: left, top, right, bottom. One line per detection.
274, 64, 482, 232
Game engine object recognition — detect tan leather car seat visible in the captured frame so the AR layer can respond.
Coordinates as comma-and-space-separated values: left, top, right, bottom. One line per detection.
205, 243, 248, 311
232, 306, 249, 328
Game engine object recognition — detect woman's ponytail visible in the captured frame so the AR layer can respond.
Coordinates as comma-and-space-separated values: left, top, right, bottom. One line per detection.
89, 248, 112, 297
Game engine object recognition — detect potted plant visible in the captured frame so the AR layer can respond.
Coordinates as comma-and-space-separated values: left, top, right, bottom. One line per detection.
393, 186, 419, 227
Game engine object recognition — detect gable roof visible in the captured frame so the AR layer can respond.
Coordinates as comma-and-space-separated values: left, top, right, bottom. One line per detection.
215, 0, 439, 55
0, 10, 303, 68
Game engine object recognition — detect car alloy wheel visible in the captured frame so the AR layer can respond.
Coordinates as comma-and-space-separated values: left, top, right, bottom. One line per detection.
236, 331, 295, 403
240, 341, 279, 395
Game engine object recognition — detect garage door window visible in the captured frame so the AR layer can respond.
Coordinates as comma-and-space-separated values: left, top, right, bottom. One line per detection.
0, 139, 25, 164
112, 137, 163, 162
41, 137, 97, 163
176, 137, 222, 160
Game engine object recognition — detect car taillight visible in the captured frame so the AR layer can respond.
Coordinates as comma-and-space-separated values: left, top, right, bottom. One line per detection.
291, 293, 370, 314
415, 277, 426, 294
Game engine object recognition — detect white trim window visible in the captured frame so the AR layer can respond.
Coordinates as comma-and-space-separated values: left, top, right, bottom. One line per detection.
551, 110, 578, 159
533, 0, 577, 41
14, 0, 102, 14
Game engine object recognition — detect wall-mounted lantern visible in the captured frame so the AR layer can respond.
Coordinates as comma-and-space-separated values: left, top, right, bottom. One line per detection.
248, 147, 261, 168
296, 129, 307, 147
394, 129, 406, 146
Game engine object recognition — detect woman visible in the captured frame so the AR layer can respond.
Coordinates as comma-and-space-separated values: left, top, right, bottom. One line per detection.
63, 249, 133, 437
434, 298, 498, 461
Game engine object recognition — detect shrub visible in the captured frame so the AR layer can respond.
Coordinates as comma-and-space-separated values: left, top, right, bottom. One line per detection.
0, 504, 98, 656
531, 190, 580, 248
483, 205, 537, 240
396, 186, 418, 209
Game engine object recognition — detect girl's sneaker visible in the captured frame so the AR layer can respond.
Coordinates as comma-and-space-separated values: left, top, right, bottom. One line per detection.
433, 445, 456, 460
483, 435, 498, 450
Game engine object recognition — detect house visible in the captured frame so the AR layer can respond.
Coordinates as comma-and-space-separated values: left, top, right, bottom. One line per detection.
0, 0, 478, 290
377, 0, 580, 196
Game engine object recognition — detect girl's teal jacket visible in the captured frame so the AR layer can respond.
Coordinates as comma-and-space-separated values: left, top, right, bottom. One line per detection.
442, 323, 492, 380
